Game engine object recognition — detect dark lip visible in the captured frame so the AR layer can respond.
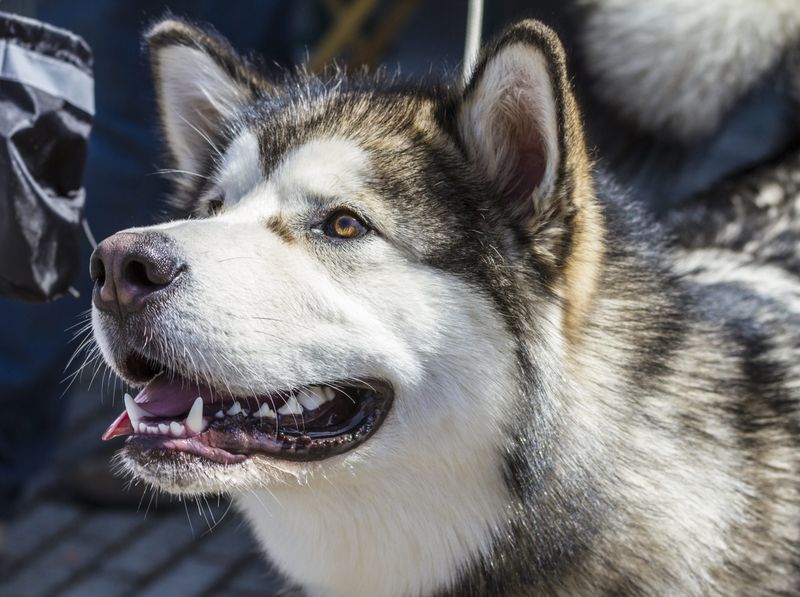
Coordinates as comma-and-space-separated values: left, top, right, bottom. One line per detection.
124, 380, 393, 464
94, 339, 164, 388
112, 348, 221, 392
95, 316, 189, 387
121, 351, 165, 385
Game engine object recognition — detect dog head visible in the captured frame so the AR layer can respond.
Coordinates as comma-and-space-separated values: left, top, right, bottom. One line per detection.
92, 18, 601, 510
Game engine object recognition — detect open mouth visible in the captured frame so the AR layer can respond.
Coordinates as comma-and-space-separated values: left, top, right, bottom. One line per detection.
103, 354, 393, 465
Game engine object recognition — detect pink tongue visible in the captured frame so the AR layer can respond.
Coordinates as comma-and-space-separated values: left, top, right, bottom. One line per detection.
102, 411, 132, 440
133, 376, 220, 417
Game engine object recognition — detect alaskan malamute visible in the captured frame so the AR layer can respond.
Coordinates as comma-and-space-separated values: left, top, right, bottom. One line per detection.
91, 15, 800, 596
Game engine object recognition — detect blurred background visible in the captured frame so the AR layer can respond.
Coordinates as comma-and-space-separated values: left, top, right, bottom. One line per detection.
1, 0, 799, 595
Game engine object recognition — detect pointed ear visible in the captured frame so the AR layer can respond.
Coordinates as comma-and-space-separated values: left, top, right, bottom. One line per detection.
146, 19, 265, 175
456, 20, 592, 263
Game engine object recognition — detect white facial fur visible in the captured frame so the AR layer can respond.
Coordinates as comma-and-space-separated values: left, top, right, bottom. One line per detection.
95, 133, 522, 595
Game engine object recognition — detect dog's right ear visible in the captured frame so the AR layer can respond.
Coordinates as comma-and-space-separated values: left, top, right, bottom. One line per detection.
453, 21, 603, 342
146, 19, 265, 175
452, 20, 594, 268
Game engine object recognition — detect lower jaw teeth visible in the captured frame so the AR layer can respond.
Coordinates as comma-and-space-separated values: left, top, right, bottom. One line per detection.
138, 420, 196, 437
126, 392, 208, 438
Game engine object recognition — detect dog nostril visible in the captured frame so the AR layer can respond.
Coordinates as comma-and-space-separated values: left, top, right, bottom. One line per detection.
92, 233, 185, 315
90, 252, 106, 286
123, 258, 163, 289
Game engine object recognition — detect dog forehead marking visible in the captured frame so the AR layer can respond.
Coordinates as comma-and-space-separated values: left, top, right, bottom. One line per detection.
218, 133, 371, 216
271, 137, 370, 198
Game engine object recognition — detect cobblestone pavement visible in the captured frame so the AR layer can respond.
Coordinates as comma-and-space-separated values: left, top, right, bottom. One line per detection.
0, 383, 291, 597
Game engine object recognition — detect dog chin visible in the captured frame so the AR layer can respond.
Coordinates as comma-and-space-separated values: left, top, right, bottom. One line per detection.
116, 445, 306, 496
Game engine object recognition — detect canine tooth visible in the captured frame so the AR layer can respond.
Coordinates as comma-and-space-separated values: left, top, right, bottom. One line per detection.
322, 387, 335, 401
297, 388, 324, 410
278, 396, 303, 415
215, 410, 225, 419
138, 422, 147, 433
227, 402, 242, 416
256, 403, 276, 419
186, 397, 205, 433
170, 421, 184, 437
124, 393, 148, 427
158, 423, 169, 435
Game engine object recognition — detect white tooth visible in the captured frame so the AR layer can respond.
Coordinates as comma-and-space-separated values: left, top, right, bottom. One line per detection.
215, 410, 225, 419
147, 426, 158, 434
227, 402, 242, 416
186, 397, 205, 434
170, 421, 184, 437
322, 387, 336, 401
138, 422, 147, 433
158, 423, 169, 435
256, 403, 276, 419
124, 393, 149, 427
278, 396, 303, 415
297, 388, 324, 410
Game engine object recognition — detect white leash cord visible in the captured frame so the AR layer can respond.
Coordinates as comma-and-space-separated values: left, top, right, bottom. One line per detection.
463, 0, 484, 80
69, 217, 98, 299
82, 217, 98, 250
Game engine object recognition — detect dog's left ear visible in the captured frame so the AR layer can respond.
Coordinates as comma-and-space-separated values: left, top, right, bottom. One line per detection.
146, 18, 267, 176
455, 20, 593, 267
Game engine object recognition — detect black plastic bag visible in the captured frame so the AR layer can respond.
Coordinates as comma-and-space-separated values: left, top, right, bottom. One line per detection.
0, 11, 93, 302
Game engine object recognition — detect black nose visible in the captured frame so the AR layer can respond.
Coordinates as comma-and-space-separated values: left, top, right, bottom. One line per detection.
90, 232, 186, 316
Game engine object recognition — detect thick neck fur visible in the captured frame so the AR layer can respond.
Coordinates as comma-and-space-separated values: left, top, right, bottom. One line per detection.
236, 444, 510, 597
451, 185, 800, 595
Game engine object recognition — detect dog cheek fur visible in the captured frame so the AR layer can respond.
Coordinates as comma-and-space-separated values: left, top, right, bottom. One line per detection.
235, 283, 524, 596
131, 227, 530, 594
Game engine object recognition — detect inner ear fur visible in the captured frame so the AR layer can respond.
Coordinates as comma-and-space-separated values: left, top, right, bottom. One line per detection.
459, 20, 591, 232
456, 20, 604, 342
145, 18, 268, 175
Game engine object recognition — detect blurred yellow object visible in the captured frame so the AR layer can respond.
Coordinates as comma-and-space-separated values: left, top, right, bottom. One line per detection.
309, 0, 421, 71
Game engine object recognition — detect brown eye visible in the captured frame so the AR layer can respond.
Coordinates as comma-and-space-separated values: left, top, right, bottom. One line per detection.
323, 211, 369, 239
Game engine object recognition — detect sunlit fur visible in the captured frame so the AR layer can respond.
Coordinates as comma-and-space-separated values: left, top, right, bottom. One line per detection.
90, 17, 800, 596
